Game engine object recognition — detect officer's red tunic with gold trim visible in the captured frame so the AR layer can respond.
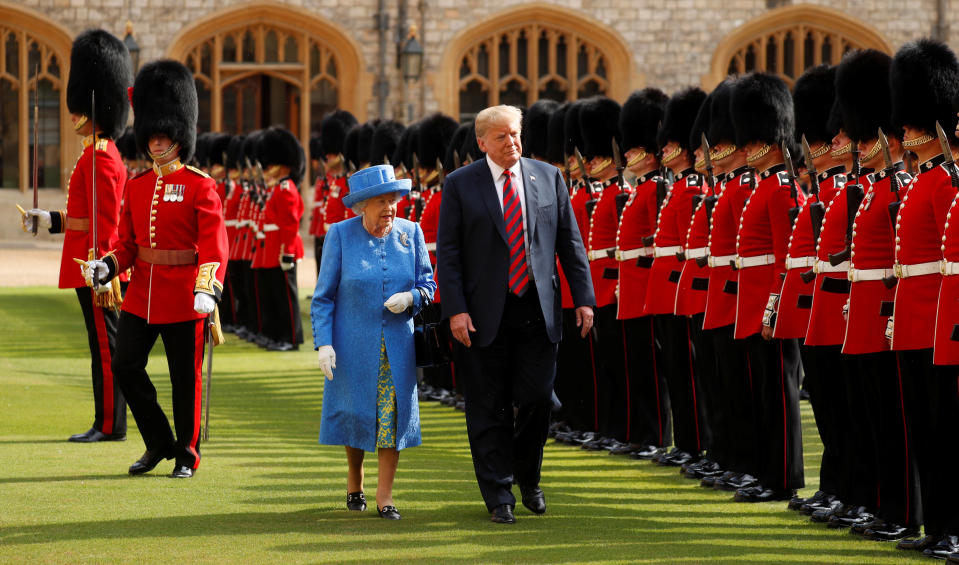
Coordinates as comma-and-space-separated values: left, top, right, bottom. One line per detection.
703, 167, 750, 330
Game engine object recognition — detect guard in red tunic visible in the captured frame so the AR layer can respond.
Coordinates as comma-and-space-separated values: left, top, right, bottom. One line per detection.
834, 49, 922, 541
888, 39, 959, 558
614, 88, 671, 458
730, 73, 804, 503
87, 60, 228, 479
206, 133, 235, 327
643, 87, 706, 467
319, 110, 358, 233
21, 30, 132, 443
221, 135, 246, 333
699, 80, 758, 492
232, 133, 263, 343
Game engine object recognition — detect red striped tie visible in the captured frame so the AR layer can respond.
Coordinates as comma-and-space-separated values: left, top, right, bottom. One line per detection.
502, 170, 529, 296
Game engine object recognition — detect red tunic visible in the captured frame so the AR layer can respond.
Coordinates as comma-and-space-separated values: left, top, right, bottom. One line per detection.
420, 188, 442, 302
222, 177, 242, 255
644, 170, 701, 316
616, 174, 660, 320
935, 173, 959, 364
675, 185, 711, 316
309, 175, 328, 237
703, 166, 751, 330
250, 187, 271, 267
112, 160, 228, 324
843, 166, 911, 354
322, 176, 351, 230
231, 185, 252, 261
892, 156, 954, 351
255, 178, 304, 269
588, 179, 627, 308
774, 168, 844, 339
734, 165, 804, 339
51, 135, 125, 289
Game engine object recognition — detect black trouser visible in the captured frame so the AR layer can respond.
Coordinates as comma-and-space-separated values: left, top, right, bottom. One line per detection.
554, 308, 599, 433
219, 260, 236, 326
855, 351, 921, 527
462, 288, 557, 511
593, 304, 626, 441
314, 235, 324, 278
253, 268, 275, 342
688, 313, 714, 455
623, 316, 671, 447
233, 260, 256, 333
654, 314, 701, 454
258, 265, 303, 346
837, 349, 878, 510
75, 288, 126, 435
113, 312, 205, 469
800, 344, 850, 500
745, 335, 804, 491
898, 349, 959, 538
419, 303, 454, 392
709, 324, 754, 474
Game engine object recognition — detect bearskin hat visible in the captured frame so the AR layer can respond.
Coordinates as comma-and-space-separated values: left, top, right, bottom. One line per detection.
730, 73, 793, 148
226, 134, 246, 170
392, 122, 418, 172
460, 121, 484, 163
371, 120, 404, 167
445, 122, 472, 170
66, 29, 133, 140
890, 39, 959, 136
545, 103, 569, 164
792, 65, 837, 145
620, 88, 668, 153
706, 79, 737, 145
689, 90, 712, 153
241, 130, 262, 167
259, 126, 305, 184
356, 120, 380, 166
115, 126, 138, 161
132, 59, 198, 162
563, 101, 586, 157
522, 99, 559, 159
318, 110, 358, 157
578, 96, 621, 160
835, 50, 896, 142
657, 87, 707, 154
194, 132, 213, 167
415, 112, 458, 171
308, 134, 322, 162
343, 125, 361, 169
208, 133, 231, 167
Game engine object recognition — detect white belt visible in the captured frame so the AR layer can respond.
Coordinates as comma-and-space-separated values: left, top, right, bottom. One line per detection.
785, 256, 816, 270
894, 261, 940, 279
685, 247, 708, 260
262, 224, 279, 232
313, 202, 323, 208
708, 254, 737, 268
225, 219, 239, 227
616, 247, 652, 261
848, 268, 894, 282
654, 245, 682, 258
735, 254, 776, 269
815, 260, 848, 273
589, 247, 616, 261
255, 232, 265, 240
425, 242, 437, 252
941, 260, 959, 276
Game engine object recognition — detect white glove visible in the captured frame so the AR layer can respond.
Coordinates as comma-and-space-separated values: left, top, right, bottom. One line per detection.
280, 254, 295, 271
761, 293, 780, 328
22, 208, 51, 231
384, 291, 414, 314
317, 345, 336, 380
82, 259, 110, 289
842, 299, 850, 322
194, 293, 216, 314
884, 316, 894, 342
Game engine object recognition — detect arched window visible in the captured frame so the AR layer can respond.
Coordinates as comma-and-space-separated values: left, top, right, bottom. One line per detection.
706, 5, 892, 88
0, 3, 72, 191
439, 5, 635, 121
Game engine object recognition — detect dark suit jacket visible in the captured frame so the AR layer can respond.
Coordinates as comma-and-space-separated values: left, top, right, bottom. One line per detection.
437, 157, 595, 348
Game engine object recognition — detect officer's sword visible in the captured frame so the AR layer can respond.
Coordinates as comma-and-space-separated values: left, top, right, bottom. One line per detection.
91, 91, 100, 292
203, 311, 214, 441
31, 64, 39, 236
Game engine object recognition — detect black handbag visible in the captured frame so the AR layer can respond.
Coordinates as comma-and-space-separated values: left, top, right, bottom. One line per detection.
414, 316, 452, 368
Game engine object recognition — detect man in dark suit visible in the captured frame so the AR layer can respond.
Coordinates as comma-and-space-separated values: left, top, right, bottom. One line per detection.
437, 105, 595, 524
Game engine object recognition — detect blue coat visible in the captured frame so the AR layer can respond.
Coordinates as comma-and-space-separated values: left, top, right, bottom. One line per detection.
311, 216, 436, 452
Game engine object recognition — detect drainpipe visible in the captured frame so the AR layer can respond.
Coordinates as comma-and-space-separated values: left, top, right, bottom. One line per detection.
374, 0, 390, 119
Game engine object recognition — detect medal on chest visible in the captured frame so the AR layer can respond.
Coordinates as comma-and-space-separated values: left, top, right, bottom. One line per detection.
163, 184, 186, 202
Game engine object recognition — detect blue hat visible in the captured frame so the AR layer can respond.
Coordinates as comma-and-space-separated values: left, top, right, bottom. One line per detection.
343, 164, 412, 209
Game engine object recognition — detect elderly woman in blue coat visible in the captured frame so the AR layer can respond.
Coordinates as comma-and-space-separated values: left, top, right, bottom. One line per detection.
311, 164, 435, 520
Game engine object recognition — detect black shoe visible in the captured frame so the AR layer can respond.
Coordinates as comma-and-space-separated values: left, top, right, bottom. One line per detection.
715, 472, 758, 492
68, 427, 126, 443
629, 445, 663, 460
490, 504, 515, 524
266, 341, 297, 352
799, 388, 810, 401
898, 535, 936, 551
946, 552, 959, 565
170, 465, 194, 478
735, 486, 795, 503
608, 442, 639, 456
802, 496, 840, 516
377, 505, 401, 520
828, 505, 872, 529
346, 491, 366, 511
797, 491, 833, 514
923, 536, 959, 560
685, 460, 721, 479
128, 448, 173, 475
658, 449, 693, 467
863, 523, 920, 542
520, 485, 546, 515
851, 517, 885, 536
810, 501, 845, 523
789, 489, 827, 511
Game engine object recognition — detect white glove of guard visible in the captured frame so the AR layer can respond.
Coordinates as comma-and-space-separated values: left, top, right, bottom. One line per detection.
842, 299, 850, 322
194, 293, 216, 314
884, 316, 894, 342
761, 293, 780, 328
317, 345, 336, 380
384, 291, 414, 314
22, 208, 52, 231
82, 259, 110, 291
280, 254, 295, 271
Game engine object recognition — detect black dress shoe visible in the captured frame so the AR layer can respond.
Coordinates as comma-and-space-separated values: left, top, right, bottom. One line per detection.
735, 486, 795, 503
377, 505, 401, 520
810, 502, 844, 523
827, 505, 873, 529
898, 535, 936, 551
789, 489, 829, 511
629, 445, 662, 460
68, 427, 126, 443
923, 536, 959, 560
490, 504, 515, 524
946, 552, 959, 564
608, 442, 641, 456
520, 486, 546, 515
658, 449, 692, 467
346, 491, 366, 511
128, 448, 173, 475
170, 465, 194, 478
714, 472, 758, 492
863, 523, 920, 542
850, 517, 884, 536
796, 491, 833, 514
266, 341, 297, 351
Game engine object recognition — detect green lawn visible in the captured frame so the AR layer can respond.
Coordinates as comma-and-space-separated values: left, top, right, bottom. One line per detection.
0, 287, 927, 564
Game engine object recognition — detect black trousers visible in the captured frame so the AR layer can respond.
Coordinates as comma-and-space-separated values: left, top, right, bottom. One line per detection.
75, 288, 126, 435
688, 313, 714, 455
898, 349, 959, 538
420, 303, 454, 391
554, 308, 599, 433
219, 260, 236, 326
253, 268, 276, 341
745, 335, 804, 491
709, 324, 754, 474
462, 288, 557, 511
801, 344, 851, 500
314, 235, 324, 279
838, 349, 879, 509
654, 314, 702, 454
258, 265, 304, 346
233, 260, 256, 333
113, 312, 206, 469
623, 316, 671, 447
594, 304, 627, 441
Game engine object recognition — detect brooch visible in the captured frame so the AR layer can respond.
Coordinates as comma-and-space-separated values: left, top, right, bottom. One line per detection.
399, 232, 410, 247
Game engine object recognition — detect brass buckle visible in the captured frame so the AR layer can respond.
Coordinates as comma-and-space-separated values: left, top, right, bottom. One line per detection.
894, 263, 904, 279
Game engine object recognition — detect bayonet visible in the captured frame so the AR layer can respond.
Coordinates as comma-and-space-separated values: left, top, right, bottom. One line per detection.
800, 135, 821, 198
936, 121, 959, 189
800, 136, 826, 283
574, 147, 590, 185
436, 157, 445, 187
701, 133, 715, 195
782, 142, 800, 225
453, 149, 461, 170
878, 128, 894, 171
612, 137, 625, 190
828, 141, 864, 266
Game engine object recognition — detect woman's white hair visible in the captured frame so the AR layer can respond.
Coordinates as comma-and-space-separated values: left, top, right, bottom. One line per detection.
350, 191, 403, 216
474, 105, 523, 138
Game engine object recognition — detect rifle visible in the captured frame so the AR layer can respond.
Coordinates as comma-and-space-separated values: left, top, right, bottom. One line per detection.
612, 138, 630, 217
782, 142, 801, 226
828, 143, 864, 266
453, 149, 461, 170
799, 136, 826, 283
877, 128, 903, 290
937, 121, 959, 189
576, 147, 598, 219
31, 65, 39, 236
695, 133, 718, 267
436, 157, 445, 188
563, 153, 573, 193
